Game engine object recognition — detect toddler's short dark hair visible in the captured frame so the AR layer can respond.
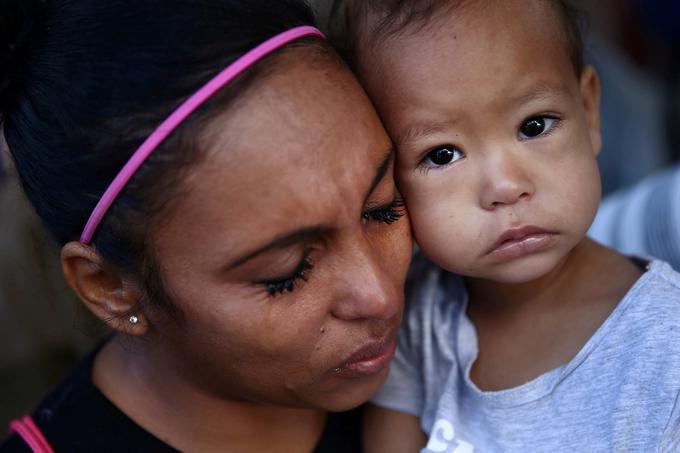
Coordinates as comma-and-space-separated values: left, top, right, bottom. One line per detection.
331, 0, 585, 76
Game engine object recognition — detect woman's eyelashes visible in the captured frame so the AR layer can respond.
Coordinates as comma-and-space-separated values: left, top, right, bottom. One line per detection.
362, 197, 406, 225
258, 198, 406, 297
259, 255, 314, 297
518, 115, 560, 140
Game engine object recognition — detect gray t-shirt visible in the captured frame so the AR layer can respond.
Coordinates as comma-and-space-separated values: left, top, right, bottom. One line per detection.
372, 255, 680, 452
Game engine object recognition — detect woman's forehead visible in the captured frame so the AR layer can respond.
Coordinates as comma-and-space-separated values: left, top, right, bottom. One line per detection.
153, 52, 392, 261
202, 50, 383, 160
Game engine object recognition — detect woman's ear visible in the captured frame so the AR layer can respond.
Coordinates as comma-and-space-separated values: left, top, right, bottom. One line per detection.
579, 65, 602, 156
61, 242, 148, 336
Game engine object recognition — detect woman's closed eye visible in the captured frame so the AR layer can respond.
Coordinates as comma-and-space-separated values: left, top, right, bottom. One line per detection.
518, 115, 560, 140
256, 197, 405, 298
257, 251, 315, 297
362, 197, 406, 225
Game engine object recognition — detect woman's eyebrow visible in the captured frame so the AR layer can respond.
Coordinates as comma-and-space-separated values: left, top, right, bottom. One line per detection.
226, 226, 332, 271
226, 148, 394, 272
365, 147, 395, 203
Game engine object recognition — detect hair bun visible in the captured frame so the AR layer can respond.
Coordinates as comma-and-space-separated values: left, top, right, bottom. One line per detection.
0, 0, 48, 116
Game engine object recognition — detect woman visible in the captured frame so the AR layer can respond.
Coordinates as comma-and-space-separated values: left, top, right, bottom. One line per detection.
0, 0, 412, 451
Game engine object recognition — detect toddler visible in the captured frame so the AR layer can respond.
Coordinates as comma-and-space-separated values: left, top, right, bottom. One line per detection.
333, 0, 680, 451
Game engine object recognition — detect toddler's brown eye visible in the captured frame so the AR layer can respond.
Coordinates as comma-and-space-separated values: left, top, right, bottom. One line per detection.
519, 116, 556, 139
425, 146, 464, 166
521, 118, 545, 137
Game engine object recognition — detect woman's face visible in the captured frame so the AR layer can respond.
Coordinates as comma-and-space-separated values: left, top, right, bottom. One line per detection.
147, 49, 412, 411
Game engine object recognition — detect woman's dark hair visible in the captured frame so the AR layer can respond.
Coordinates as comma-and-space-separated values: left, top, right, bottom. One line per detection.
0, 0, 324, 317
330, 0, 586, 76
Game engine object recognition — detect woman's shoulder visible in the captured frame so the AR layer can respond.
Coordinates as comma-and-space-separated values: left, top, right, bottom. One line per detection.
0, 342, 178, 453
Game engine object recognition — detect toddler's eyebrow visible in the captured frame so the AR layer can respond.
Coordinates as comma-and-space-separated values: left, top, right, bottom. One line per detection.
397, 84, 565, 148
507, 82, 561, 107
398, 122, 452, 148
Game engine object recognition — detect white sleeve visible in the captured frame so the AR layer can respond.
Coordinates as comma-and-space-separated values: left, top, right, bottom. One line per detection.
370, 251, 465, 422
590, 164, 680, 269
369, 256, 429, 416
658, 390, 680, 452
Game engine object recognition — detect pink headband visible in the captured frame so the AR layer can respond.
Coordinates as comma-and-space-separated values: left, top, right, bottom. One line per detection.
80, 25, 325, 244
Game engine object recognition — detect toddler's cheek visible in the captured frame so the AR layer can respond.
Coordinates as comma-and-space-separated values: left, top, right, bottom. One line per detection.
397, 171, 469, 265
409, 203, 464, 267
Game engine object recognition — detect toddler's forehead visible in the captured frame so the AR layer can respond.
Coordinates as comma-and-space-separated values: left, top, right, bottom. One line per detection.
353, 1, 581, 141
354, 0, 576, 78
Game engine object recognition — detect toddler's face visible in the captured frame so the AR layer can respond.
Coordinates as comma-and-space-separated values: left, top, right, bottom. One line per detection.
358, 0, 602, 283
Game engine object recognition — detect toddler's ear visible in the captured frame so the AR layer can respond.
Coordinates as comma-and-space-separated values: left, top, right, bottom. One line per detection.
579, 66, 602, 155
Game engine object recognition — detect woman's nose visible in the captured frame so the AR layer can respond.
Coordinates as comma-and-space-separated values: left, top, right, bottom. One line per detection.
479, 152, 534, 210
330, 239, 401, 322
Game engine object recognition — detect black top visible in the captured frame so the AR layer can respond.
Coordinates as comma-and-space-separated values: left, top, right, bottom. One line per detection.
0, 346, 363, 452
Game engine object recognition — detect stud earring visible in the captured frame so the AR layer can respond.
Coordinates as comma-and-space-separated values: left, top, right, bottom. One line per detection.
128, 315, 139, 325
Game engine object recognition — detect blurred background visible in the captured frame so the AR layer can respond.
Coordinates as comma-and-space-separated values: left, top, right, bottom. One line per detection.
574, 0, 679, 194
1, 0, 678, 431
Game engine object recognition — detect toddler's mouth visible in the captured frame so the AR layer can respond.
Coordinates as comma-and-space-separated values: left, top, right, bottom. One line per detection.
486, 225, 557, 262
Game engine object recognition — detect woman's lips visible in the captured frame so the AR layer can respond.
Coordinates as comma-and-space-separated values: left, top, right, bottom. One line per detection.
485, 225, 557, 262
333, 332, 398, 378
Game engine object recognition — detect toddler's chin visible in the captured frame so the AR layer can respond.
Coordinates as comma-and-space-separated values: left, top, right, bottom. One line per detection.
464, 254, 565, 285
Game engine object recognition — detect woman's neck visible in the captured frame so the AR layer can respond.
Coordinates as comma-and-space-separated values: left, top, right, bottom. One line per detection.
93, 339, 326, 453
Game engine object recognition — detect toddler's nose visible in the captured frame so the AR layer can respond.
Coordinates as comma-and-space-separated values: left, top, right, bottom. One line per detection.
480, 154, 534, 210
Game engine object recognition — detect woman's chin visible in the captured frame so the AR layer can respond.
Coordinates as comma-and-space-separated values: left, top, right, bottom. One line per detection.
314, 366, 391, 412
